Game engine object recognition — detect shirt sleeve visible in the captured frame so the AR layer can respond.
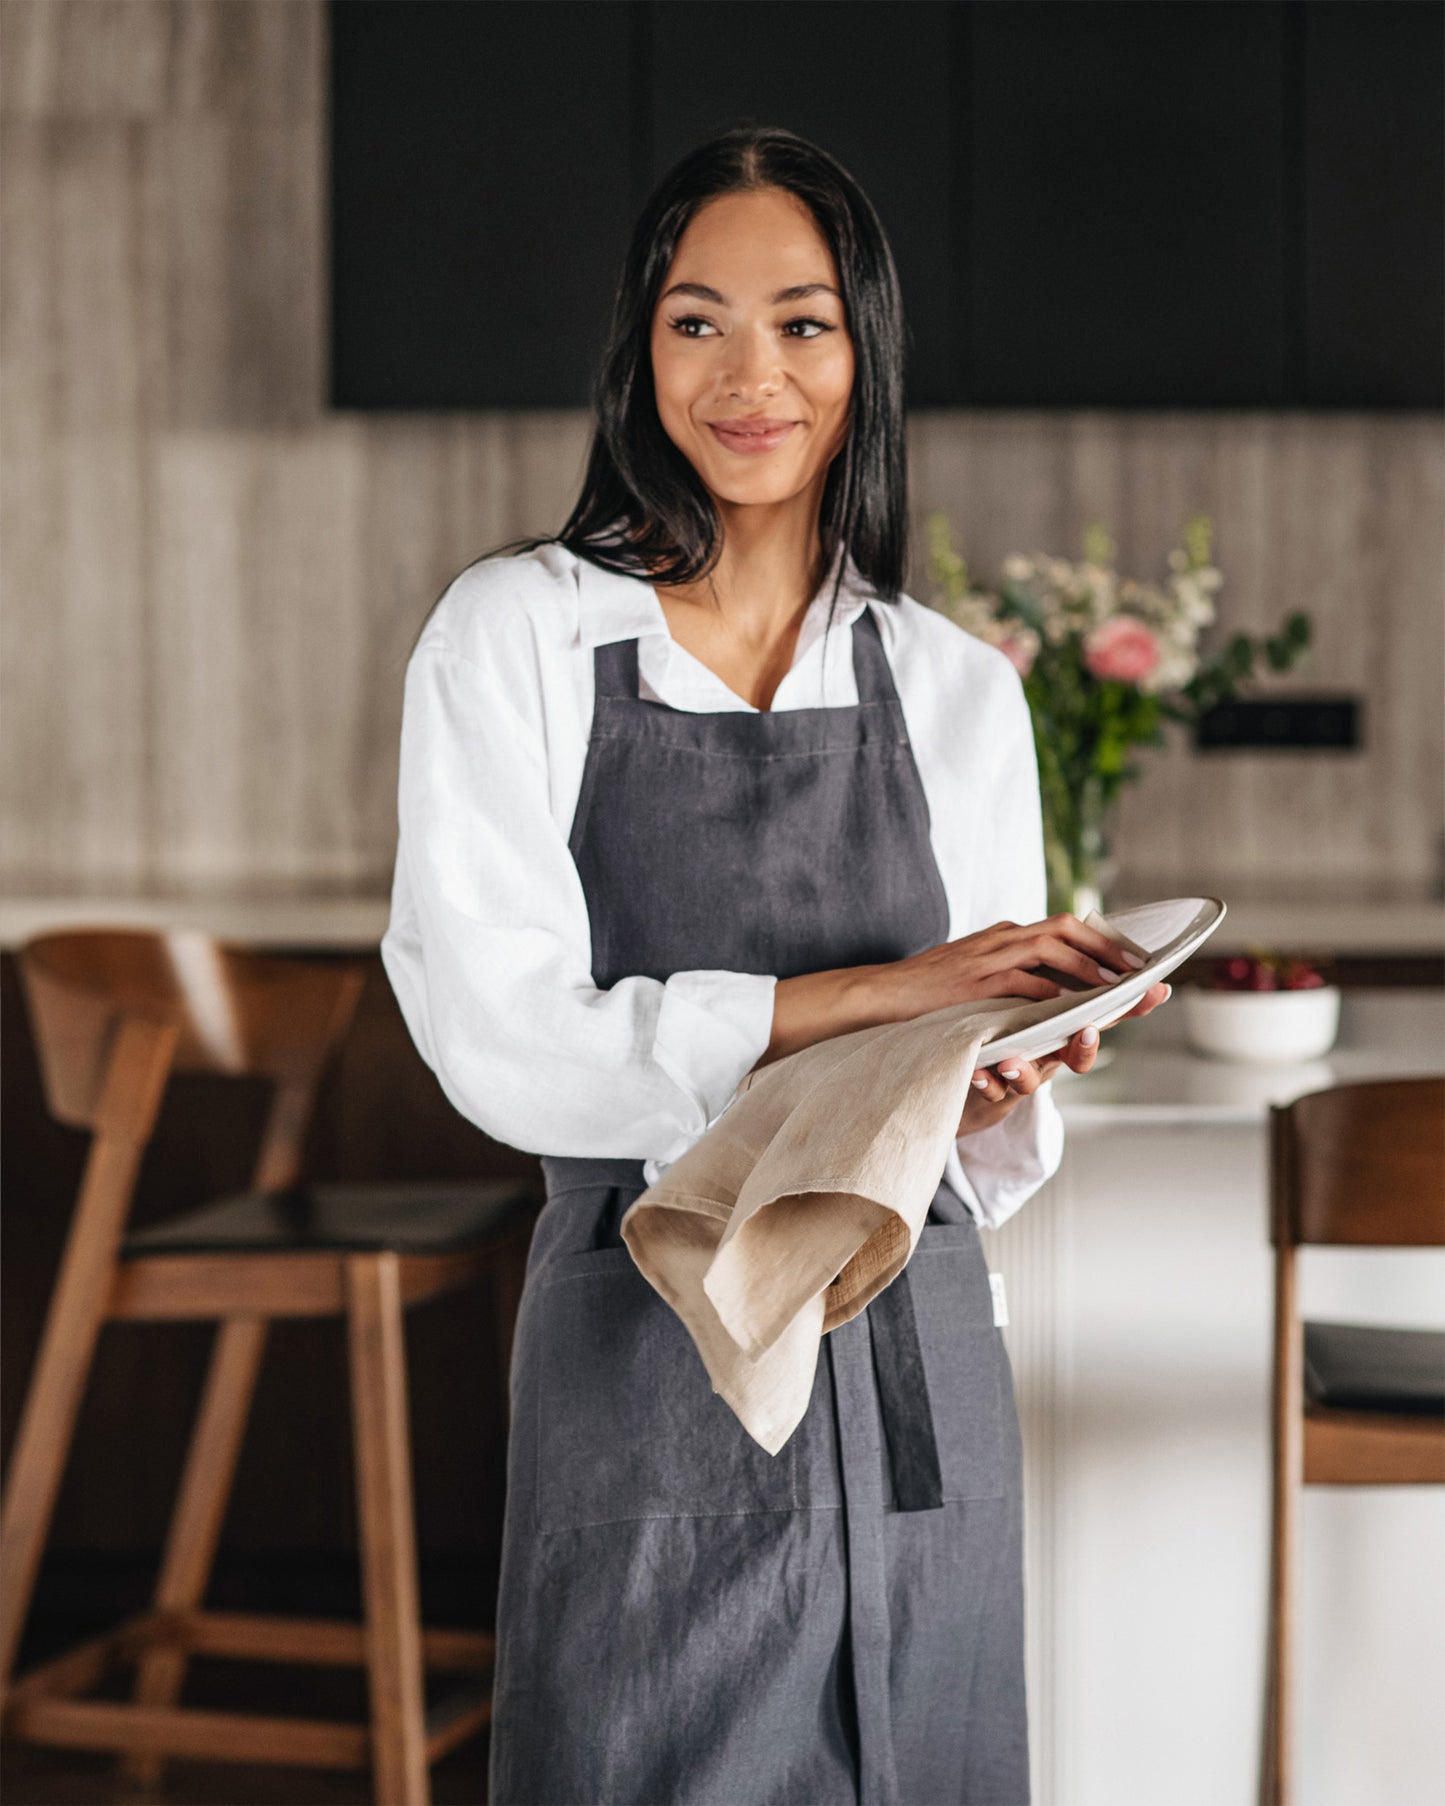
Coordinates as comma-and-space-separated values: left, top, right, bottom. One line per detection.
943, 655, 1067, 1229
380, 637, 778, 1171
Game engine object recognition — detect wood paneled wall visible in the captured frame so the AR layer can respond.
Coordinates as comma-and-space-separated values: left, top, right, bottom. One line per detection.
3, 0, 1441, 900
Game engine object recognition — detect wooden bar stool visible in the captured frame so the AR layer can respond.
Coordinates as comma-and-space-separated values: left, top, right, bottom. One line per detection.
1262, 1074, 1445, 1805
1, 928, 541, 1805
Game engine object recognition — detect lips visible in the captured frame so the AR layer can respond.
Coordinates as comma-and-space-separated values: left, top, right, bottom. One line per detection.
707, 419, 800, 454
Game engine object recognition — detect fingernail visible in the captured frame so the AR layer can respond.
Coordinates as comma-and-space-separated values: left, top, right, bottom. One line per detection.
972, 1075, 989, 1089
1123, 951, 1147, 968
1080, 1025, 1098, 1045
998, 1066, 1021, 1080
1163, 982, 1173, 999
1096, 962, 1117, 982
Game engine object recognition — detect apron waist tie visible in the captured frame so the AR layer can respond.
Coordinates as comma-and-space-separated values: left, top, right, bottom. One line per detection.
539, 1153, 945, 1514
868, 1268, 946, 1512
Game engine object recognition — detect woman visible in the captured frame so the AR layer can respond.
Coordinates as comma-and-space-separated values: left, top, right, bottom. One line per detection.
382, 126, 1168, 1805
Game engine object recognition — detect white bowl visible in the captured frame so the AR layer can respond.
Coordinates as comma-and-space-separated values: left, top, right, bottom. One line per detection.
1180, 984, 1342, 1063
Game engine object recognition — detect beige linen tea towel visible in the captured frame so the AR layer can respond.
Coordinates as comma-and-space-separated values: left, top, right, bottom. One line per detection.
621, 934, 1138, 1456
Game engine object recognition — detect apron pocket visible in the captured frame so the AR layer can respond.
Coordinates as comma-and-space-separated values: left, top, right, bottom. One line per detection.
534, 1246, 799, 1532
904, 1222, 1007, 1504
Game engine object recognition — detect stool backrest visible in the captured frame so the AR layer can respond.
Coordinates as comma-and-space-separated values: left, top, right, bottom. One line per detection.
18, 929, 367, 1192
1269, 1075, 1445, 1248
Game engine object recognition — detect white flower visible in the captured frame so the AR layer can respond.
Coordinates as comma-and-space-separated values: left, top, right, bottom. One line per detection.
1140, 645, 1198, 693
1080, 567, 1119, 622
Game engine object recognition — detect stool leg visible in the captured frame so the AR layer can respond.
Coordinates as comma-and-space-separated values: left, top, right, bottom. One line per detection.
1263, 1428, 1298, 1805
1262, 1244, 1301, 1806
0, 1125, 156, 1698
347, 1254, 429, 1806
120, 1314, 270, 1786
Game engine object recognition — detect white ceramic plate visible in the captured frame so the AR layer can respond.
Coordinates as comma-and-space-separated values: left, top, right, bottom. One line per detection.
980, 895, 1228, 1066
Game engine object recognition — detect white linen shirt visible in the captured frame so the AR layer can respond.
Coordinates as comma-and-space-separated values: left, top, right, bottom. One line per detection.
380, 538, 1065, 1230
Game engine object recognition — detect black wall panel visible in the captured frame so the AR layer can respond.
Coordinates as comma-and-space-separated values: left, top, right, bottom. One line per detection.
1302, 1, 1445, 406
966, 1, 1290, 406
330, 1, 636, 407
328, 0, 1444, 411
649, 1, 956, 403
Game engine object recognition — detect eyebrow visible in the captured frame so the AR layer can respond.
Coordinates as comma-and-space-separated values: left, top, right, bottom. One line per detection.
659, 281, 842, 306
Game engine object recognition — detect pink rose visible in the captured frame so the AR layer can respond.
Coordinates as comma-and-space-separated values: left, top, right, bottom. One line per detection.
1084, 616, 1160, 684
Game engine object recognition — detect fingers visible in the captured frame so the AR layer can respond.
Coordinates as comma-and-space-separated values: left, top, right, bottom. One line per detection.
1059, 1025, 1100, 1072
1123, 980, 1172, 1018
974, 967, 1069, 1002
969, 1062, 1012, 1102
997, 912, 1148, 977
1035, 934, 1134, 990
999, 1056, 1046, 1093
970, 1026, 1102, 1103
972, 1054, 1044, 1097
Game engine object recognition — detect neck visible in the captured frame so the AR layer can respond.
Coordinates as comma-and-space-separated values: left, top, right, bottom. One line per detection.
661, 496, 838, 647
630, 492, 850, 710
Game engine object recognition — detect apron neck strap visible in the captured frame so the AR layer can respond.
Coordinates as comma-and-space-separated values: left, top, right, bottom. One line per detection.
849, 603, 898, 705
594, 636, 641, 699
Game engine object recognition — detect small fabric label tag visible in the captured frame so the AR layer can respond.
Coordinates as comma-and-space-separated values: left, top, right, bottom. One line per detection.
989, 1272, 1009, 1327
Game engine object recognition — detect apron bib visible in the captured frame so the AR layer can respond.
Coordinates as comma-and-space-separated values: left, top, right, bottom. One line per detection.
488, 604, 1029, 1805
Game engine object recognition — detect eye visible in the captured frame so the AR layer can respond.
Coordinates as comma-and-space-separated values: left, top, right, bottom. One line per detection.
665, 314, 838, 341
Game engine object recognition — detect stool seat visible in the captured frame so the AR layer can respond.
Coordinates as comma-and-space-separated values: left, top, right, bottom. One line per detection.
1264, 1076, 1445, 1800
1303, 1320, 1445, 1416
4, 927, 540, 1802
119, 1179, 540, 1259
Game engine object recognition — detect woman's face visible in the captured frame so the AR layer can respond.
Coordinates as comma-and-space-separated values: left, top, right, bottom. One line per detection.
649, 187, 855, 513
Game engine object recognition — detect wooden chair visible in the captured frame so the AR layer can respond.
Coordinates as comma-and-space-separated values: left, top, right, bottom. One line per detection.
1, 928, 541, 1805
1262, 1074, 1445, 1805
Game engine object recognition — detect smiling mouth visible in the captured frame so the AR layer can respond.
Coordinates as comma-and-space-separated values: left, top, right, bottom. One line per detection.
707, 421, 800, 454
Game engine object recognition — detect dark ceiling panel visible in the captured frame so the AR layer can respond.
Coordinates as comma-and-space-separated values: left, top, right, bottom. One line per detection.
649, 1, 957, 403
966, 1, 1291, 406
1303, 0, 1445, 406
330, 0, 636, 408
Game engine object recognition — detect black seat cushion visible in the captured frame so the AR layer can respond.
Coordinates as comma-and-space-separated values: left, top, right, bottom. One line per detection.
120, 1179, 541, 1258
1303, 1320, 1445, 1416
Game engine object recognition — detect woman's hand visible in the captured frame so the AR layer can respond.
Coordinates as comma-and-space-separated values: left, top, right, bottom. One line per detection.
955, 979, 1173, 1136
869, 913, 1152, 1023
761, 911, 1163, 1072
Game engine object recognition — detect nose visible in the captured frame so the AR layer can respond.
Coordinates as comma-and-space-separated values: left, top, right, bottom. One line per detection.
722, 320, 782, 398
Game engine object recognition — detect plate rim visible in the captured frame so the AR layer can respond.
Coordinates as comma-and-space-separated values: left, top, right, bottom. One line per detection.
979, 895, 1228, 1067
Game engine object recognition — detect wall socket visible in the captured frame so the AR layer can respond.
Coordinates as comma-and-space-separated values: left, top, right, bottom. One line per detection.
1193, 694, 1361, 752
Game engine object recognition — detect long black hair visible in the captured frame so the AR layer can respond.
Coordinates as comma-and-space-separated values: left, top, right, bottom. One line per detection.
434, 123, 911, 634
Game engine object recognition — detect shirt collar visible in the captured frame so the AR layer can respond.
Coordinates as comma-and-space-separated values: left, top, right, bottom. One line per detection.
573, 536, 875, 651
574, 555, 669, 650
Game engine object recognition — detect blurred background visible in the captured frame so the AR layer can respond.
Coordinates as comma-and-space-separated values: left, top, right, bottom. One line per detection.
2, 4, 1441, 1804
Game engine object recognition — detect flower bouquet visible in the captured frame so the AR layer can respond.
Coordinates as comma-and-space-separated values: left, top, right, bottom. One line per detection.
926, 512, 1313, 917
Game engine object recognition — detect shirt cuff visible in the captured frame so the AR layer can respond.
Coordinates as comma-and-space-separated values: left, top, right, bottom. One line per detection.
647, 970, 779, 1175
946, 1081, 1066, 1230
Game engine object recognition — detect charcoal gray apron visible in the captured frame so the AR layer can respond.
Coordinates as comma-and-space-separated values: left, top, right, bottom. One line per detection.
488, 603, 1029, 1805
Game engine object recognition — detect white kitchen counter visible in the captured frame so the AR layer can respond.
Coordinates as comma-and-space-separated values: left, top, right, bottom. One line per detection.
988, 988, 1445, 1806
1053, 984, 1445, 1124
